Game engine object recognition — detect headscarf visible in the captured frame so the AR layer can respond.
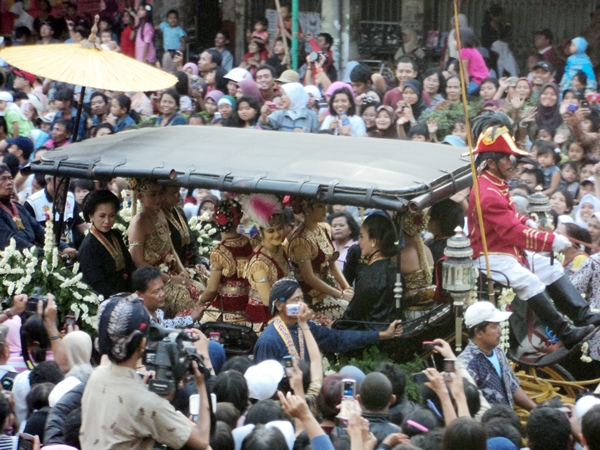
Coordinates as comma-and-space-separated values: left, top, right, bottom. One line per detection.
574, 194, 600, 228
269, 278, 301, 314
281, 83, 309, 111
237, 79, 264, 105
371, 105, 397, 139
535, 83, 563, 133
183, 63, 199, 76
218, 95, 236, 109
325, 81, 355, 98
304, 85, 322, 100
213, 198, 242, 232
206, 90, 224, 104
63, 331, 92, 367
403, 79, 426, 120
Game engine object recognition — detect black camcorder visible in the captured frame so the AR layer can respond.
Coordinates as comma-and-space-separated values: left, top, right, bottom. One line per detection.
143, 324, 209, 396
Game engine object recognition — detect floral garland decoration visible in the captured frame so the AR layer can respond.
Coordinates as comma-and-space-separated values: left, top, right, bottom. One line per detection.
0, 220, 102, 334
496, 287, 515, 354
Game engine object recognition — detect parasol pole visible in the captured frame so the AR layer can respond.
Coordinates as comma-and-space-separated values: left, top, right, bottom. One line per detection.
72, 15, 100, 144
72, 86, 85, 144
275, 0, 291, 69
453, 0, 495, 304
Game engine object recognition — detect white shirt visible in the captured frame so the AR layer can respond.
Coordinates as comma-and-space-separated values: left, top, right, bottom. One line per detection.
320, 114, 367, 137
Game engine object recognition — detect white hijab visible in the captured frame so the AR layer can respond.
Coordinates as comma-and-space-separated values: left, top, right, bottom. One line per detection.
281, 83, 309, 120
574, 194, 600, 228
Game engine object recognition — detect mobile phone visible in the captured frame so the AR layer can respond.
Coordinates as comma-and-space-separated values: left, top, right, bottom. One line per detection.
266, 101, 277, 111
443, 359, 455, 382
412, 372, 429, 384
582, 100, 590, 109
66, 315, 76, 327
286, 303, 299, 317
189, 394, 200, 422
341, 378, 356, 398
18, 434, 35, 450
507, 77, 518, 87
283, 355, 293, 369
567, 103, 578, 112
211, 393, 217, 414
209, 332, 221, 343
214, 112, 222, 120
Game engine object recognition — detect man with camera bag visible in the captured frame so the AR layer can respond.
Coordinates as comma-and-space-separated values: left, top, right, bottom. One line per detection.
80, 294, 211, 450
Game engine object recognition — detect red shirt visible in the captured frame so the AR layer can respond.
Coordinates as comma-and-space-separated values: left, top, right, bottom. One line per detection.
468, 170, 554, 263
120, 26, 135, 58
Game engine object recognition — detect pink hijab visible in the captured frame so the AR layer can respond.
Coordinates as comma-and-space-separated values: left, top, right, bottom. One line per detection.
325, 81, 355, 98
183, 63, 199, 76
238, 80, 265, 105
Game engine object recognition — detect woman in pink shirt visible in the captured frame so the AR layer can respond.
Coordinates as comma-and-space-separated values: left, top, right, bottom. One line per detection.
458, 28, 490, 95
135, 4, 156, 65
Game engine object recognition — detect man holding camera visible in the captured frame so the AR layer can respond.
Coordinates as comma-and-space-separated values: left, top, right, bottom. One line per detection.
254, 279, 401, 363
80, 294, 211, 450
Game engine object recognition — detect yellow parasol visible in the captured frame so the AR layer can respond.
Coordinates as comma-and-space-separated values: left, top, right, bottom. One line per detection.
0, 38, 176, 91
0, 16, 177, 144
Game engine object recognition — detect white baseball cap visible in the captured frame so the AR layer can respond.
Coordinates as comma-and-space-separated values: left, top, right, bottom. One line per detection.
244, 359, 284, 401
464, 301, 512, 328
224, 67, 253, 83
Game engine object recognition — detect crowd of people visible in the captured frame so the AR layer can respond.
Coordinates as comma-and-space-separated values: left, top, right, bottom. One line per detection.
3, 1, 600, 449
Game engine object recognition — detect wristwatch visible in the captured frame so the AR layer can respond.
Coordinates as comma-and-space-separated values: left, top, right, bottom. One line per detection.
4, 309, 14, 319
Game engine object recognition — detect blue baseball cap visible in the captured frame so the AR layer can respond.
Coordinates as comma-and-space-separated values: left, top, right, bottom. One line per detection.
6, 137, 34, 159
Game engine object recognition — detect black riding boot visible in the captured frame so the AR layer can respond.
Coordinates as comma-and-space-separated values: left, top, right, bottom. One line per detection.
546, 275, 600, 327
528, 290, 595, 348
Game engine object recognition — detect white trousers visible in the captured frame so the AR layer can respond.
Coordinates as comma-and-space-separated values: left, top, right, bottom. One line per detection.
476, 252, 564, 300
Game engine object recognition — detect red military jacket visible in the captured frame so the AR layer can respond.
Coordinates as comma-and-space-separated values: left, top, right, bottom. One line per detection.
468, 170, 554, 263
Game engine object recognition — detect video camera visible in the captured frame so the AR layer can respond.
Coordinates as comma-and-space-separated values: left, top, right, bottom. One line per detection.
143, 323, 209, 396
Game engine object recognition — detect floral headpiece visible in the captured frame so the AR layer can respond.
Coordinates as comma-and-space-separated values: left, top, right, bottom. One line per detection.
213, 198, 242, 232
127, 178, 153, 193
403, 210, 428, 237
240, 194, 282, 229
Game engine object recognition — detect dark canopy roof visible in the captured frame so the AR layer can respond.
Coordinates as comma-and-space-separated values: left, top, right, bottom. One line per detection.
33, 126, 472, 211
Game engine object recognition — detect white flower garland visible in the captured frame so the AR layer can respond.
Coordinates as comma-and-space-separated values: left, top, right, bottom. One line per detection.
0, 221, 102, 334
496, 288, 515, 354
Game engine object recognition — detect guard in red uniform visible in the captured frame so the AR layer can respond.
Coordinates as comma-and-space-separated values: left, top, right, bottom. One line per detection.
468, 114, 599, 348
